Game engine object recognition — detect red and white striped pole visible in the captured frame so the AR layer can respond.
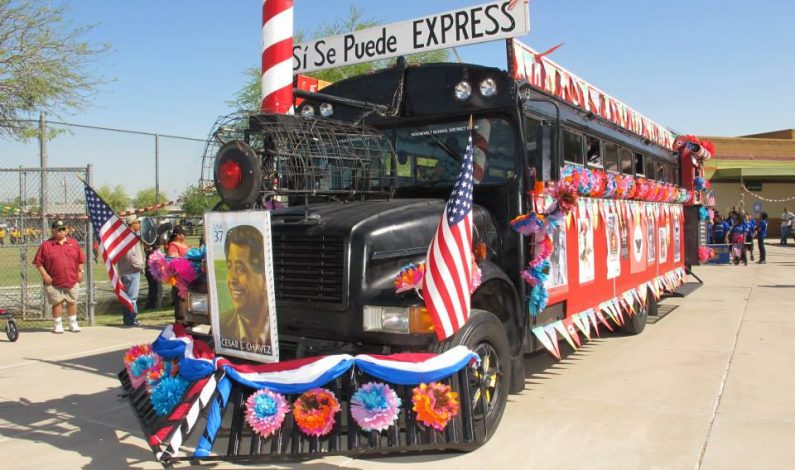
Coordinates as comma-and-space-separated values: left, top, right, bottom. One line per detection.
261, 0, 294, 114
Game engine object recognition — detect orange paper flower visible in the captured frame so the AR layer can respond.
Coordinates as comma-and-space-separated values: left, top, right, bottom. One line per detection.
411, 382, 460, 431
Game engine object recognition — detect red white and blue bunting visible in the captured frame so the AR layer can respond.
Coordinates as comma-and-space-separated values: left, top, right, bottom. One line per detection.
132, 324, 478, 461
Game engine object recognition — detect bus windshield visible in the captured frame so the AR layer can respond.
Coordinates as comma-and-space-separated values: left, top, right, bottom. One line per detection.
388, 117, 517, 188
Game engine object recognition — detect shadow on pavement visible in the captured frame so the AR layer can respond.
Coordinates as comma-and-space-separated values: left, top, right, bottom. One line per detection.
0, 349, 154, 469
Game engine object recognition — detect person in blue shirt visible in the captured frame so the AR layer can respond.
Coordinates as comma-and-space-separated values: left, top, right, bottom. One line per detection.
744, 213, 756, 262
756, 212, 768, 264
727, 211, 748, 265
712, 215, 726, 244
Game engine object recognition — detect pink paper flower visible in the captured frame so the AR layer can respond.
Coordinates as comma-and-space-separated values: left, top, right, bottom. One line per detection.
350, 382, 401, 432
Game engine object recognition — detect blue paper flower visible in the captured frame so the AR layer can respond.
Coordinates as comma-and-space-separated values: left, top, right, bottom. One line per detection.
351, 383, 401, 432
528, 284, 549, 317
694, 177, 706, 191
130, 354, 156, 380
150, 376, 190, 416
699, 207, 709, 220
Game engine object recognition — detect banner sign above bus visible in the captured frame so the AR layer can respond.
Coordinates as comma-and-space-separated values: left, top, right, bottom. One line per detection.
293, 0, 530, 74
509, 39, 674, 151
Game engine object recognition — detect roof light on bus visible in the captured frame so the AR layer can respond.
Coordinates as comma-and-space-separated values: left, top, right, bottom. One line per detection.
454, 81, 472, 101
300, 104, 315, 117
480, 78, 497, 97
319, 102, 334, 117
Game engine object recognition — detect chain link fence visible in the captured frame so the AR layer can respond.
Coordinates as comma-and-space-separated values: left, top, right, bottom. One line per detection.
0, 167, 94, 321
0, 116, 210, 324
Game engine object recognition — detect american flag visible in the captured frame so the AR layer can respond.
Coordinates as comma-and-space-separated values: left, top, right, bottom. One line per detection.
84, 183, 139, 311
422, 127, 475, 340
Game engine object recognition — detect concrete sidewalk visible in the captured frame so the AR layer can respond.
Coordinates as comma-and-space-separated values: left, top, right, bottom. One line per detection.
0, 243, 793, 469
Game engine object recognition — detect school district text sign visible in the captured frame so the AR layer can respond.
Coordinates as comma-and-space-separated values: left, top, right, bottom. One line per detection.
293, 0, 530, 74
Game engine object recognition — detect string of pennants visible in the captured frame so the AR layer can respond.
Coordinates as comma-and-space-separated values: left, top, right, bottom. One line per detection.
740, 184, 795, 203
531, 267, 686, 360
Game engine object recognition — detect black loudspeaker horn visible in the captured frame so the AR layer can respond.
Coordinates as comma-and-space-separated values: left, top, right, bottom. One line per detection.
140, 217, 158, 245
157, 222, 173, 247
214, 140, 262, 210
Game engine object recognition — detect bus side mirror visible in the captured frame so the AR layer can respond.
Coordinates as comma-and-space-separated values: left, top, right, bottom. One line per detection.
535, 123, 559, 182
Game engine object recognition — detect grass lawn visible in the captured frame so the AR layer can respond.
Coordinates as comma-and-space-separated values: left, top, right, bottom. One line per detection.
13, 306, 176, 330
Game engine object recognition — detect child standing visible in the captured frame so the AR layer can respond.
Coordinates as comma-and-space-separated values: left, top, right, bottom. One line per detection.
756, 212, 768, 264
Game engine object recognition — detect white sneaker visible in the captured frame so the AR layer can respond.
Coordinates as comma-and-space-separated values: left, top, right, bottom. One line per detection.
70, 322, 81, 332
53, 323, 64, 334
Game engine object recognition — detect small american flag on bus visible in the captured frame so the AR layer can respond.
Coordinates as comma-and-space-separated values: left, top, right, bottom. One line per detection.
422, 123, 475, 340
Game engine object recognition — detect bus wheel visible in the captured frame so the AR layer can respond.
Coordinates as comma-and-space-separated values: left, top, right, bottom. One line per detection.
621, 289, 655, 335
431, 309, 510, 442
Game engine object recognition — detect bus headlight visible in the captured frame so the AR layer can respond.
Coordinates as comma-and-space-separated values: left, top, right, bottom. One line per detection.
300, 104, 315, 117
188, 292, 208, 316
480, 78, 497, 97
319, 102, 334, 117
454, 81, 472, 101
363, 305, 436, 334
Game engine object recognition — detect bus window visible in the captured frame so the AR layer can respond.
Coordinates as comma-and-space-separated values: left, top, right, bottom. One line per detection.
620, 148, 633, 174
563, 130, 584, 165
525, 117, 540, 167
604, 142, 619, 173
634, 153, 645, 176
645, 156, 655, 180
392, 118, 517, 187
586, 136, 602, 167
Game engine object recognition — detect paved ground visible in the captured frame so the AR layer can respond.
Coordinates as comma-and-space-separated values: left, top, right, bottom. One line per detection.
1, 243, 793, 469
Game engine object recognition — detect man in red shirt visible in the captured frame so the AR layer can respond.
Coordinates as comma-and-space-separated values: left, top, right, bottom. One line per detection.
33, 219, 87, 333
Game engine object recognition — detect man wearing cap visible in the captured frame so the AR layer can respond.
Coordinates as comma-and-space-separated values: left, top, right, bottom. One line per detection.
118, 215, 144, 326
34, 220, 87, 333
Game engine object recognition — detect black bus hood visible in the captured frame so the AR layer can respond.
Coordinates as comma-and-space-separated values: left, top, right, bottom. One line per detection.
269, 198, 498, 348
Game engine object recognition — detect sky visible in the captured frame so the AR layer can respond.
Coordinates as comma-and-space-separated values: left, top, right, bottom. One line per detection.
24, 0, 795, 199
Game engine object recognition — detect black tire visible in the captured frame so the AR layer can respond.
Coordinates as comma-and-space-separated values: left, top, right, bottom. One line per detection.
621, 289, 655, 335
430, 309, 510, 442
6, 319, 19, 342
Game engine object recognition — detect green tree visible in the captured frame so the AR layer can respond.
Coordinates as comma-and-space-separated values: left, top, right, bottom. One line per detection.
0, 0, 109, 138
97, 184, 130, 213
228, 6, 450, 112
180, 184, 220, 217
133, 187, 169, 213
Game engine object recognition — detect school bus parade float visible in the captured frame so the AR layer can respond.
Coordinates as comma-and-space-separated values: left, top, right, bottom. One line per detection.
117, 1, 715, 466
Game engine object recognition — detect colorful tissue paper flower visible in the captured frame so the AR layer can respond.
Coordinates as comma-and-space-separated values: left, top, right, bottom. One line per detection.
510, 213, 545, 235
293, 388, 340, 437
470, 261, 482, 293
603, 173, 617, 198
528, 283, 549, 317
147, 251, 169, 283
699, 207, 709, 220
185, 245, 206, 262
150, 376, 190, 416
694, 177, 707, 191
245, 389, 290, 438
530, 235, 553, 266
698, 246, 715, 263
147, 358, 179, 389
589, 169, 606, 197
576, 167, 592, 196
170, 257, 198, 284
521, 258, 550, 286
548, 180, 578, 214
350, 382, 402, 432
411, 382, 460, 431
394, 263, 425, 294
124, 344, 158, 389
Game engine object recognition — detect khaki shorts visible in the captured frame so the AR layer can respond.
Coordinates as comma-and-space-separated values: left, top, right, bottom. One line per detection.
46, 284, 80, 305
